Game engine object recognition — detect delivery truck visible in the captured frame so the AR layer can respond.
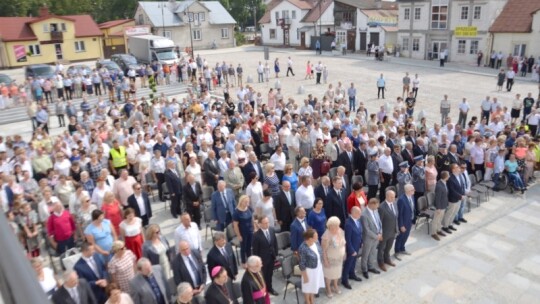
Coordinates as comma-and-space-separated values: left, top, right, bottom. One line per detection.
128, 35, 178, 65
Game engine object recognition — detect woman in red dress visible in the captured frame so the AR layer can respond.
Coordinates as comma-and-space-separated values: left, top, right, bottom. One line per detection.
101, 191, 123, 236
119, 208, 144, 260
347, 181, 368, 214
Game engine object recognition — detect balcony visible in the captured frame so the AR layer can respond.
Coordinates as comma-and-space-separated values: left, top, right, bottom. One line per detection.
50, 31, 63, 41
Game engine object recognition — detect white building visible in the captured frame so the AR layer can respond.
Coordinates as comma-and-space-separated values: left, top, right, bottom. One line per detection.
258, 0, 334, 48
334, 0, 398, 52
490, 0, 540, 59
397, 0, 507, 62
134, 0, 236, 51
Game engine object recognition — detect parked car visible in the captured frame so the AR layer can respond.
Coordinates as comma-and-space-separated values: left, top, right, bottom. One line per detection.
0, 74, 13, 85
66, 65, 92, 77
24, 64, 55, 80
110, 54, 139, 75
95, 60, 122, 74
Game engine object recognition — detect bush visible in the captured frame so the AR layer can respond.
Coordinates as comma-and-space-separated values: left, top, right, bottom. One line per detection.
235, 31, 246, 46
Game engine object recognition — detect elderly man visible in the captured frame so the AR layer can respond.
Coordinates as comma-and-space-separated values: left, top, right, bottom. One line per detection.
211, 181, 236, 231
295, 176, 315, 213
176, 282, 194, 304
395, 184, 415, 259
165, 159, 183, 218
172, 241, 207, 295
377, 190, 399, 271
129, 258, 171, 304
174, 213, 202, 253
203, 150, 220, 190
113, 169, 136, 207
47, 201, 76, 255
342, 206, 363, 288
52, 270, 97, 304
360, 198, 382, 279
224, 159, 244, 200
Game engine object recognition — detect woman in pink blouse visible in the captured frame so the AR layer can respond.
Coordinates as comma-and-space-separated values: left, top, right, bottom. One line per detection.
425, 155, 438, 193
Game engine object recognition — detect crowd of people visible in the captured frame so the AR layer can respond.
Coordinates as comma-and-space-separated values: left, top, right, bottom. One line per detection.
1, 52, 540, 304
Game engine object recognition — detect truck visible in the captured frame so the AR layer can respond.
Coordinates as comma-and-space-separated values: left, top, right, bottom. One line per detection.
127, 35, 178, 65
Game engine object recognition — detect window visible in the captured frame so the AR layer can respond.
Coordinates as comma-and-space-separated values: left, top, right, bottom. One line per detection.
457, 40, 466, 54
28, 44, 41, 56
199, 12, 205, 21
412, 38, 420, 51
513, 44, 526, 57
162, 31, 172, 39
414, 7, 421, 20
402, 38, 409, 51
342, 11, 353, 22
60, 23, 66, 32
460, 6, 468, 20
42, 24, 49, 32
297, 29, 300, 40
138, 14, 144, 24
193, 29, 201, 40
292, 10, 296, 19
282, 10, 289, 19
74, 41, 86, 52
336, 31, 346, 45
469, 40, 479, 54
270, 29, 276, 39
49, 23, 58, 32
473, 6, 481, 19
431, 0, 448, 29
404, 8, 410, 20
188, 12, 194, 22
221, 28, 229, 39
275, 12, 279, 24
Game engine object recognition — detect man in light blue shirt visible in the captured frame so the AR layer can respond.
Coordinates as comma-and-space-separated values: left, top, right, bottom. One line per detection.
377, 74, 386, 99
348, 82, 357, 111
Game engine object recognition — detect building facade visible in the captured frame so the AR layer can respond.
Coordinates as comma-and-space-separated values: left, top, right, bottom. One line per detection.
135, 0, 236, 52
334, 0, 398, 52
490, 0, 540, 59
397, 0, 507, 62
259, 0, 334, 48
99, 19, 137, 58
0, 7, 103, 68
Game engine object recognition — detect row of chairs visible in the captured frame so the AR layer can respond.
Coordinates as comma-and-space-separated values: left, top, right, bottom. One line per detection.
415, 171, 496, 234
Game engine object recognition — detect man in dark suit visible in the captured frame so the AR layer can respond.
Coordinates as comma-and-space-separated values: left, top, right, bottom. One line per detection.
335, 166, 350, 193
274, 180, 296, 231
342, 206, 363, 289
401, 142, 415, 167
325, 176, 348, 228
290, 207, 307, 254
52, 270, 97, 304
314, 176, 331, 202
431, 171, 450, 240
413, 138, 427, 157
182, 173, 203, 227
73, 243, 107, 304
172, 241, 207, 296
355, 141, 369, 182
129, 258, 171, 304
391, 144, 404, 186
164, 160, 182, 218
395, 184, 415, 258
377, 190, 399, 271
211, 181, 236, 231
242, 152, 264, 186
442, 164, 464, 234
206, 231, 238, 280
126, 183, 152, 227
252, 216, 279, 296
203, 150, 220, 190
338, 142, 356, 185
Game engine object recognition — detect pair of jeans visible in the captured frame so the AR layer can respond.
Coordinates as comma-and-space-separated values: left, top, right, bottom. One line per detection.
349, 96, 356, 111
508, 172, 525, 189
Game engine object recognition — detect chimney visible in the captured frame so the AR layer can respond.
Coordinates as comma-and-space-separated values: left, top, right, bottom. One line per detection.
39, 6, 50, 17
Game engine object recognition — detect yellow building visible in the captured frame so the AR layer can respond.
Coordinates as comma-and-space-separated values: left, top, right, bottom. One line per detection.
0, 7, 104, 68
99, 19, 139, 58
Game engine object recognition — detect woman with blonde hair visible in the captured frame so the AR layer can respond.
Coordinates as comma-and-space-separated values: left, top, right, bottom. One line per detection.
101, 191, 123, 235
282, 163, 299, 192
142, 224, 172, 278
321, 216, 346, 298
263, 163, 280, 196
233, 195, 254, 268
108, 240, 137, 293
425, 155, 438, 193
298, 157, 313, 177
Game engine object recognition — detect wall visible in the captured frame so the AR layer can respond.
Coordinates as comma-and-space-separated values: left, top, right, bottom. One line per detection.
260, 1, 306, 46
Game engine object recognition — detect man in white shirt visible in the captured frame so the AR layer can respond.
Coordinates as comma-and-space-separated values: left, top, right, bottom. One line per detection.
286, 57, 295, 77
174, 213, 202, 253
480, 96, 492, 123
257, 61, 264, 83
295, 176, 315, 211
378, 148, 394, 201
457, 98, 470, 128
506, 69, 515, 92
287, 129, 300, 171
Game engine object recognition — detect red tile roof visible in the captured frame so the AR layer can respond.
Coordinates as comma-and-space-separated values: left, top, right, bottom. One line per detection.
259, 0, 282, 24
0, 14, 102, 42
489, 0, 540, 33
99, 19, 134, 29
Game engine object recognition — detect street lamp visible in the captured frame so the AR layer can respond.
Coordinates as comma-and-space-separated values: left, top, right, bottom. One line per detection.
184, 8, 194, 58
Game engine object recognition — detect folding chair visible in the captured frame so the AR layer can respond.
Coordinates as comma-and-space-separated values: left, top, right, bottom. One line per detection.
281, 255, 301, 303
415, 196, 434, 235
